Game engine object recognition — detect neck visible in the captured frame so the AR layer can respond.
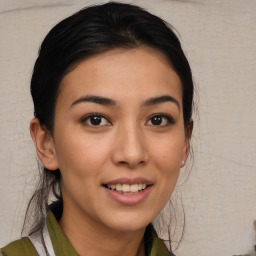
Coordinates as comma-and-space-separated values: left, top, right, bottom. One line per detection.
59, 203, 146, 256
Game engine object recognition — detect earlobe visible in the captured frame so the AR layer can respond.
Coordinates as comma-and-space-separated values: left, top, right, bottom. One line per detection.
180, 141, 190, 168
30, 118, 59, 170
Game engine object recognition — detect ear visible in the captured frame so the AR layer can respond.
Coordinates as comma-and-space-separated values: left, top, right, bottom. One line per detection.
30, 118, 59, 170
181, 119, 193, 167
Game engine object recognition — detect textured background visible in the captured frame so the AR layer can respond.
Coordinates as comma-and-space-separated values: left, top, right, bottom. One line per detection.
0, 0, 256, 255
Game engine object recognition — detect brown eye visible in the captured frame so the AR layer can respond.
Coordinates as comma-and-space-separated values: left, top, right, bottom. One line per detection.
151, 116, 163, 125
90, 116, 103, 125
146, 114, 174, 127
82, 114, 111, 127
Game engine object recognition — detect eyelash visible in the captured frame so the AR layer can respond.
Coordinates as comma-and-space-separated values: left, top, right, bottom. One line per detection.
80, 113, 175, 128
80, 113, 111, 127
146, 113, 175, 127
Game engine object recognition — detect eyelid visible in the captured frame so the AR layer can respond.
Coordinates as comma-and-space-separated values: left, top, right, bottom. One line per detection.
146, 113, 175, 126
80, 113, 112, 126
80, 112, 175, 127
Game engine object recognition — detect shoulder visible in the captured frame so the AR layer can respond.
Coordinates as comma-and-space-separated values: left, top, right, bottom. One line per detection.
1, 237, 38, 256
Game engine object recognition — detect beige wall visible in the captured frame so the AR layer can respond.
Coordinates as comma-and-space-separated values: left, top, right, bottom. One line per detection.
0, 0, 255, 255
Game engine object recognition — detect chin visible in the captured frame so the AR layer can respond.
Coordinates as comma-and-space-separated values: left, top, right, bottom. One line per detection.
102, 213, 154, 232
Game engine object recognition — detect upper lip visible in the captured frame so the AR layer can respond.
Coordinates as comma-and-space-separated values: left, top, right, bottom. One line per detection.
103, 177, 153, 185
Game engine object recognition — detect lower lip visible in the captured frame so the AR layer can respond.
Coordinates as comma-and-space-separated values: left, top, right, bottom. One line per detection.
103, 186, 152, 206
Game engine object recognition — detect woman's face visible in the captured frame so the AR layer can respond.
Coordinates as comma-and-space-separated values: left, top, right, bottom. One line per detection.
51, 47, 189, 232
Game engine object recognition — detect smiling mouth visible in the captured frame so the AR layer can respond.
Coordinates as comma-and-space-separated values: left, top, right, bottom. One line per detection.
103, 183, 150, 195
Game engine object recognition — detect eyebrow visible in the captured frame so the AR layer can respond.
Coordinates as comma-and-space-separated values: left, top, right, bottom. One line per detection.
71, 95, 116, 108
142, 95, 180, 110
70, 94, 180, 110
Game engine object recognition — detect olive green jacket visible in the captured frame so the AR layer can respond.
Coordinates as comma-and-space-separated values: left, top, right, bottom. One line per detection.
1, 211, 173, 256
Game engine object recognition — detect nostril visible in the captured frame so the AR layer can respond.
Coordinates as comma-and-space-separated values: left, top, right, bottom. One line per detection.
117, 160, 146, 169
116, 160, 131, 168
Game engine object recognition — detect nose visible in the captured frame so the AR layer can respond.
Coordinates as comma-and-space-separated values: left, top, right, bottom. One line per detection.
111, 124, 149, 169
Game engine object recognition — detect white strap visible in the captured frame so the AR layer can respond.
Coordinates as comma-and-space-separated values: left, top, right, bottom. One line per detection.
28, 222, 56, 256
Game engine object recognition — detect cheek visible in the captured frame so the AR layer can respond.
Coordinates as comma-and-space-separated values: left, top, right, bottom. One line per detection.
150, 134, 185, 200
54, 131, 112, 178
148, 137, 183, 214
150, 135, 185, 172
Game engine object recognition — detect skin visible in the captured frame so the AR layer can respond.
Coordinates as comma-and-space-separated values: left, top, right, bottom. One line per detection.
30, 47, 191, 256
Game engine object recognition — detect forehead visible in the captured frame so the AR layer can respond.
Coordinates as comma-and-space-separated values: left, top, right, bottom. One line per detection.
58, 47, 182, 107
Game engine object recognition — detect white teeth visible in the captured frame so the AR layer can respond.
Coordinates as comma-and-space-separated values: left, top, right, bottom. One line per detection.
107, 183, 148, 193
130, 184, 138, 192
116, 184, 122, 191
122, 184, 130, 192
110, 184, 116, 190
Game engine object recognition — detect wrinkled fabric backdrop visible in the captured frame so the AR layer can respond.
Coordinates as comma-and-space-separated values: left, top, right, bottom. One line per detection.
0, 0, 255, 255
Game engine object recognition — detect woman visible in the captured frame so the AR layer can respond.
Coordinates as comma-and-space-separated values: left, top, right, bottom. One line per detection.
1, 2, 194, 256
